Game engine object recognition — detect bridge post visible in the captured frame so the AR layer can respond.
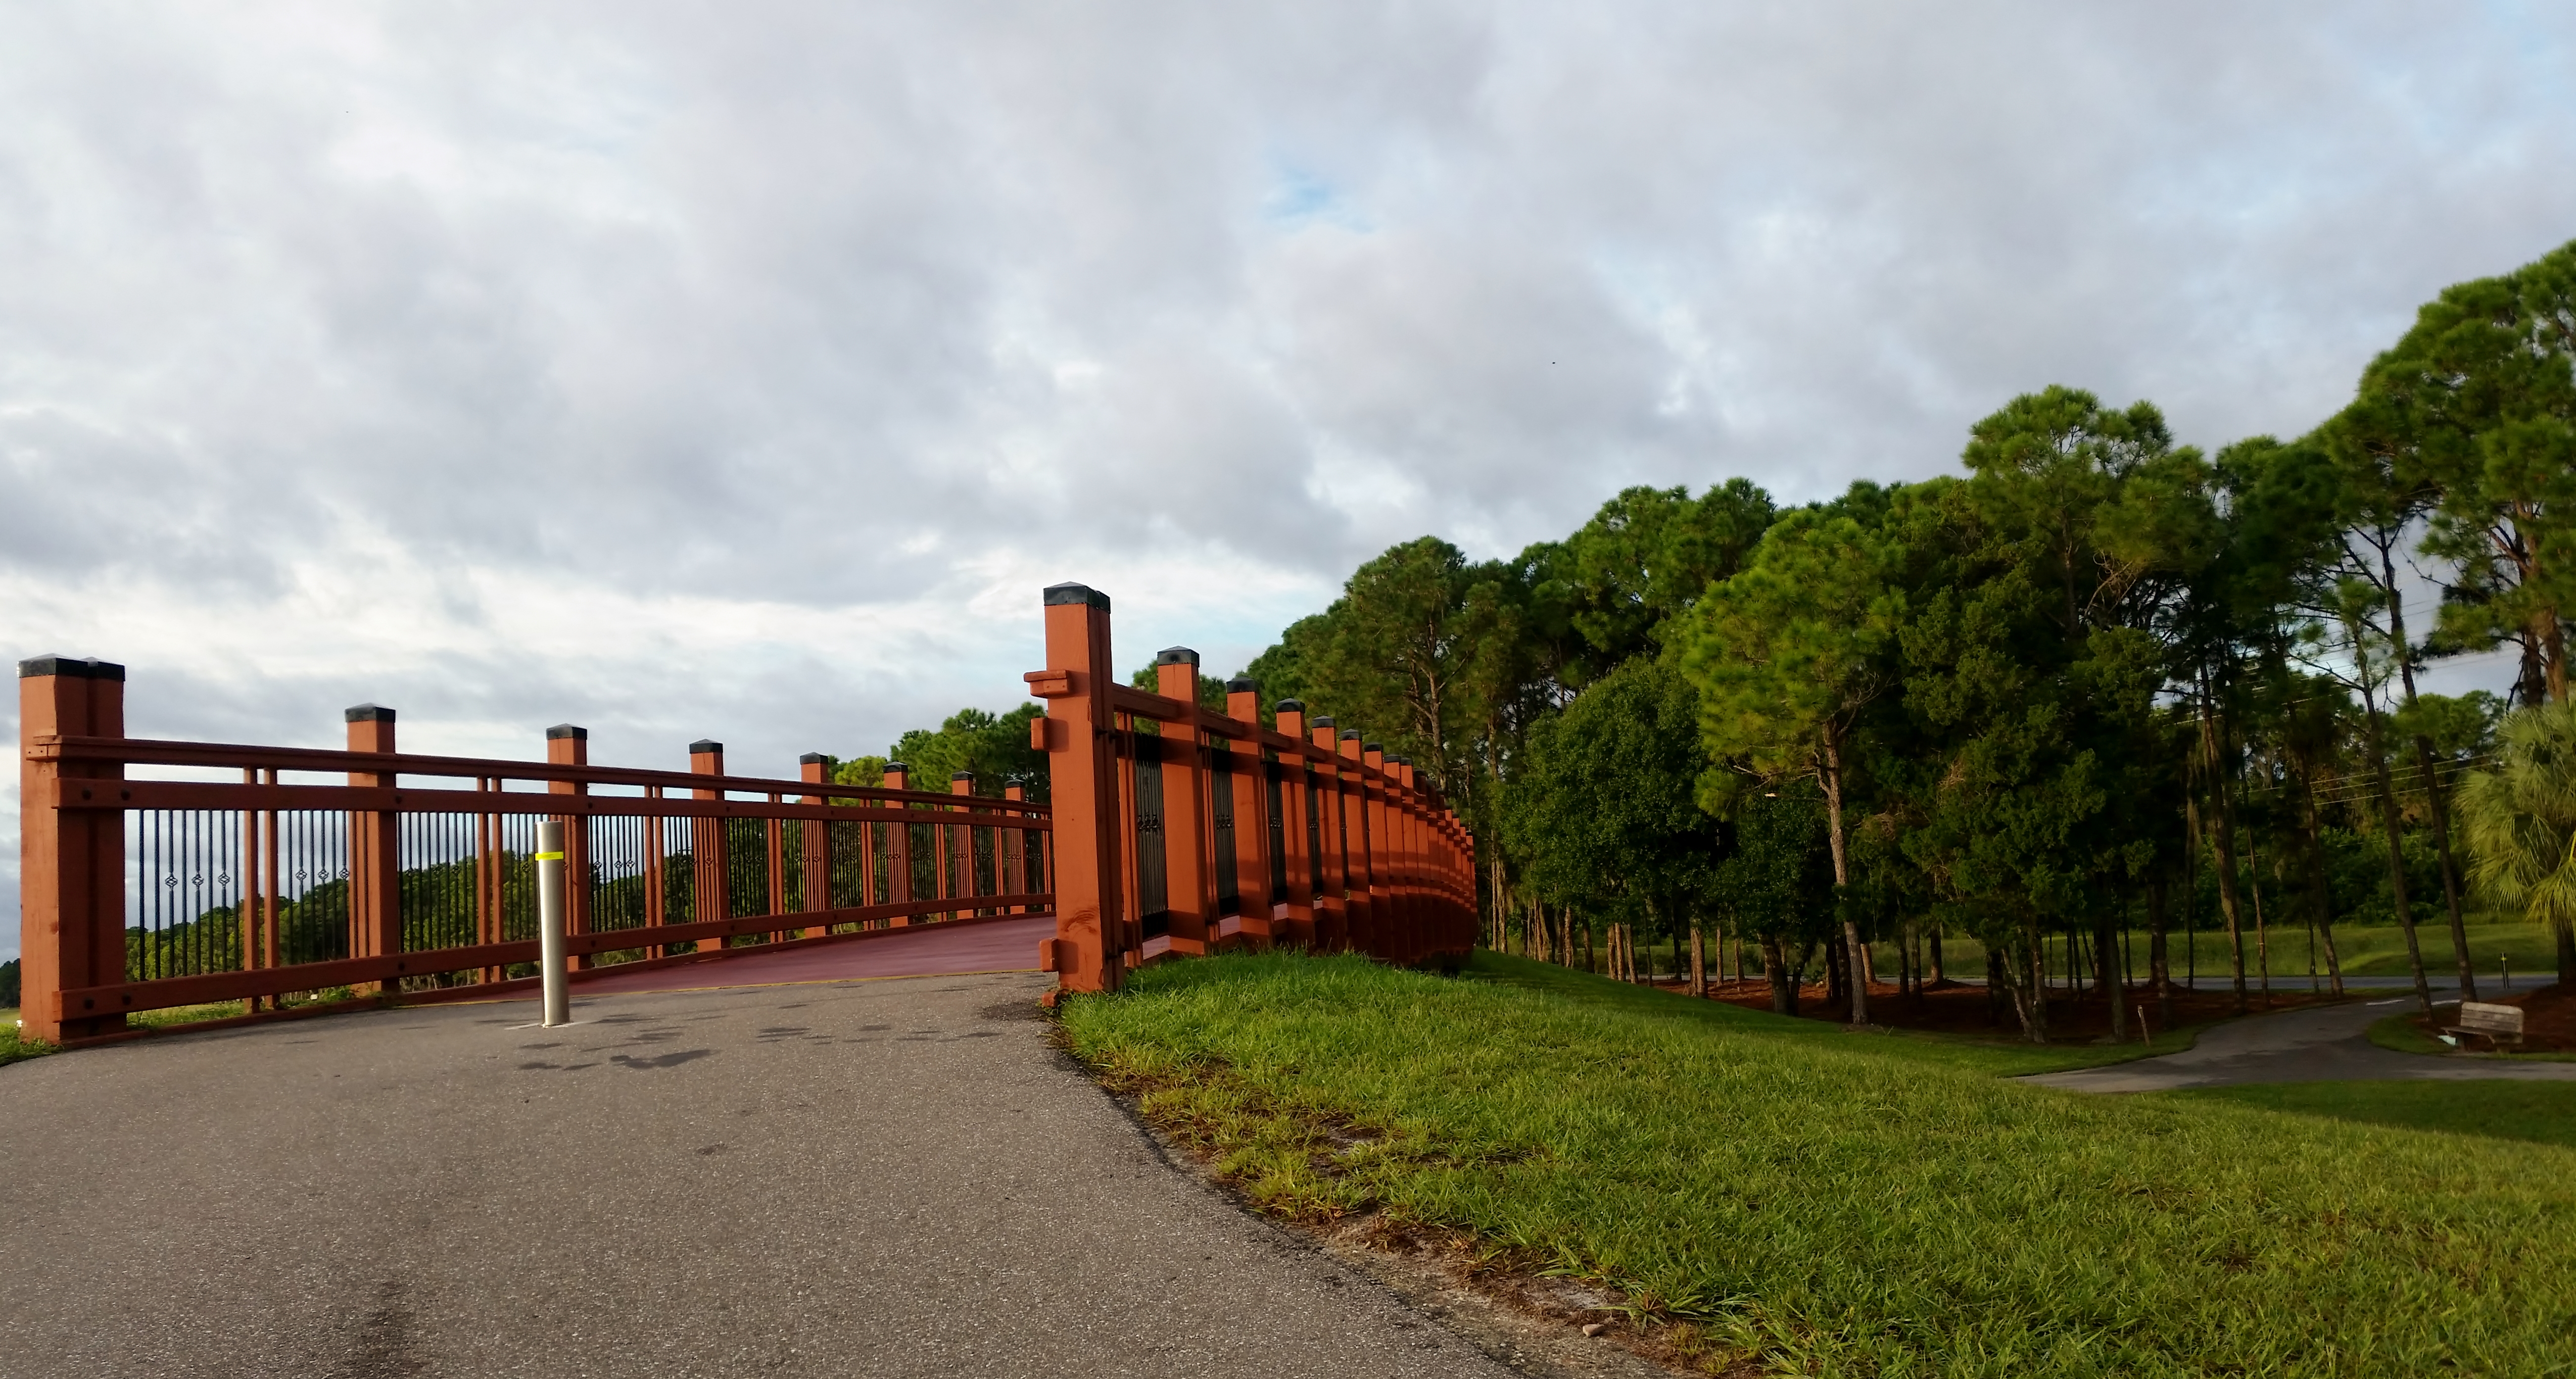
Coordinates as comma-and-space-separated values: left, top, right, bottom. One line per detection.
1000, 784, 1022, 909
1390, 758, 1419, 966
1361, 743, 1394, 962
949, 772, 977, 918
1339, 733, 1376, 957
345, 705, 401, 991
883, 762, 913, 922
1406, 765, 1434, 963
1309, 719, 1349, 952
1152, 649, 1212, 955
689, 740, 729, 954
1269, 702, 1317, 949
1030, 584, 1125, 996
546, 725, 592, 962
1222, 680, 1274, 949
799, 754, 832, 935
17, 656, 128, 1044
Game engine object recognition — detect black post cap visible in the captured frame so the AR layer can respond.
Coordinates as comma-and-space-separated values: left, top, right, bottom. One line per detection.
688, 739, 723, 755
346, 703, 397, 724
884, 760, 909, 774
1225, 677, 1257, 694
1043, 583, 1112, 612
545, 723, 586, 740
1155, 646, 1199, 667
798, 751, 829, 765
952, 771, 977, 782
1311, 715, 1335, 729
1274, 698, 1306, 713
1363, 741, 1383, 754
1341, 730, 1362, 741
18, 655, 125, 681
1389, 754, 1408, 766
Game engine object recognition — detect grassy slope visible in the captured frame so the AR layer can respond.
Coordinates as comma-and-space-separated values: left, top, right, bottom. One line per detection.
1061, 951, 2576, 1378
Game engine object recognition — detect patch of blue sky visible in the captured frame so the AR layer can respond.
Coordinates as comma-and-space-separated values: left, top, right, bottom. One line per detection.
2340, 3, 2576, 154
1261, 160, 1371, 233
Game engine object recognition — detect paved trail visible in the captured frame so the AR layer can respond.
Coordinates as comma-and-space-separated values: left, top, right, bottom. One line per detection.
2024, 995, 2576, 1092
0, 972, 1513, 1379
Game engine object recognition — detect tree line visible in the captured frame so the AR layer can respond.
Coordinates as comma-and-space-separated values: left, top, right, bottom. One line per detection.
1230, 239, 2576, 1041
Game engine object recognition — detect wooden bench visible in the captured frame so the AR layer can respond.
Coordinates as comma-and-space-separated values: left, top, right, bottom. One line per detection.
2442, 1001, 2525, 1051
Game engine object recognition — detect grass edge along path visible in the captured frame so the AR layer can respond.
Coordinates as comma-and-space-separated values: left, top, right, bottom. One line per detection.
1058, 951, 2576, 1378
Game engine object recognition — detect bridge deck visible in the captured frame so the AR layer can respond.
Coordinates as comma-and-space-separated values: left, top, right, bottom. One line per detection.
562, 913, 1056, 998
0, 971, 1508, 1378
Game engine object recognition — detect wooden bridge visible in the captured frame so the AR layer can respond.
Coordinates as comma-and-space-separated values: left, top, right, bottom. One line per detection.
14, 583, 1476, 1044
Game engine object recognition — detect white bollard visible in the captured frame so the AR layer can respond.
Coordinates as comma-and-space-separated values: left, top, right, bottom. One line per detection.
536, 820, 571, 1027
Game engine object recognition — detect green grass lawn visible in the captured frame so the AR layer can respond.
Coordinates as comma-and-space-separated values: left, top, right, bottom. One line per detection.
2165, 1081, 2576, 1151
1474, 949, 2203, 1076
1061, 950, 2576, 1377
0, 998, 278, 1069
0, 1008, 46, 1066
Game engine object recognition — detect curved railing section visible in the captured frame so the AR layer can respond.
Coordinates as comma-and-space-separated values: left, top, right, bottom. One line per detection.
1025, 584, 1477, 997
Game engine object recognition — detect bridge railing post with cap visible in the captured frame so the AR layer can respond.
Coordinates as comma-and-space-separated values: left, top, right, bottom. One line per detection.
1411, 763, 1432, 964
883, 762, 913, 921
546, 724, 592, 964
1385, 755, 1413, 965
1003, 784, 1028, 910
1270, 700, 1318, 949
17, 655, 128, 1044
1028, 583, 1125, 996
1152, 647, 1212, 955
949, 771, 978, 919
689, 740, 729, 955
1310, 718, 1350, 953
1223, 678, 1275, 949
1358, 741, 1389, 961
799, 753, 832, 936
1336, 732, 1372, 956
346, 704, 401, 992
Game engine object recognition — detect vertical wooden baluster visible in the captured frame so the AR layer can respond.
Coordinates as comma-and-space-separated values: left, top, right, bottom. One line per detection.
645, 785, 668, 955
767, 793, 786, 937
1003, 784, 1027, 911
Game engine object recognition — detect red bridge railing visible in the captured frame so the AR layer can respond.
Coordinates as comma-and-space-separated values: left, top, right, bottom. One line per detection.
16, 656, 1051, 1044
1026, 584, 1478, 996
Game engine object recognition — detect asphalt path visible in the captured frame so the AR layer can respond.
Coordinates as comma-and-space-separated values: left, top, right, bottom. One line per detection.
0, 973, 1514, 1379
2023, 994, 2576, 1092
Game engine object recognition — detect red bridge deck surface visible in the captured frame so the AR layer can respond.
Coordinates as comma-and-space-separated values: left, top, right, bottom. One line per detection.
560, 914, 1055, 998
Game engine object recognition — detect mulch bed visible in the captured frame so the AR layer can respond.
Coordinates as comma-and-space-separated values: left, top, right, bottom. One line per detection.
1654, 975, 2336, 1042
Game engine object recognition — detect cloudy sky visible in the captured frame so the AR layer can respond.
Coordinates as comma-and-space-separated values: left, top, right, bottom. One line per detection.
5, 3, 2574, 945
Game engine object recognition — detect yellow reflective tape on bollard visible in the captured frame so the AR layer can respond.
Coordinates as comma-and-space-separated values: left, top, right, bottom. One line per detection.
535, 851, 565, 861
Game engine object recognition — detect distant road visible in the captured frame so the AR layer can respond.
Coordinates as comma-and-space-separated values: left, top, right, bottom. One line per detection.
2024, 996, 2576, 1092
